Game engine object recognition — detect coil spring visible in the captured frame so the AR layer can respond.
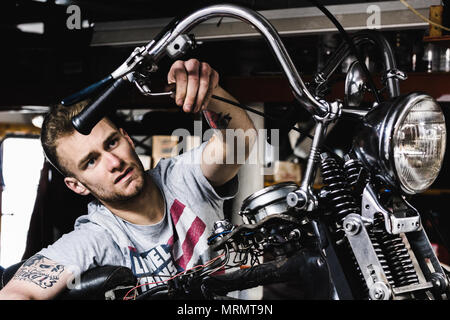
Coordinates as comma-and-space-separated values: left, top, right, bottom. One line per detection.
343, 158, 367, 187
372, 214, 419, 287
366, 220, 396, 287
320, 154, 360, 218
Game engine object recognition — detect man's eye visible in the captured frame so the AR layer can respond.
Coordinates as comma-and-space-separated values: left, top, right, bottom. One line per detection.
109, 139, 118, 148
87, 158, 96, 167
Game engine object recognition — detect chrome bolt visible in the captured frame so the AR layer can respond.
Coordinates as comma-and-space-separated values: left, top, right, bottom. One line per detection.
430, 273, 448, 293
286, 191, 307, 209
316, 257, 325, 267
288, 229, 301, 240
369, 282, 391, 300
343, 218, 361, 235
373, 288, 384, 300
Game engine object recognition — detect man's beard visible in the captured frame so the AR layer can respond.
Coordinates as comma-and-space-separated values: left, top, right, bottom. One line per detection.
81, 166, 146, 204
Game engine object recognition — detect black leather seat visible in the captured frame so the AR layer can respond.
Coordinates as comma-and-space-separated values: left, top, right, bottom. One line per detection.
1, 261, 137, 300
0, 265, 4, 287
1, 260, 24, 289
58, 265, 137, 300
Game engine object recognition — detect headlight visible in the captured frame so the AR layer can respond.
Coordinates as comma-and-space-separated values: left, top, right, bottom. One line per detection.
392, 95, 446, 194
353, 92, 447, 194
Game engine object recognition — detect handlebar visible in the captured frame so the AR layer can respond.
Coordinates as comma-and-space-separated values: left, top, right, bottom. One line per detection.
60, 4, 406, 137
62, 4, 334, 135
71, 77, 127, 135
61, 75, 114, 106
142, 4, 330, 117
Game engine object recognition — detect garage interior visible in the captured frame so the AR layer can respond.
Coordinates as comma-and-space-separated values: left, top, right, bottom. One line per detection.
0, 0, 450, 300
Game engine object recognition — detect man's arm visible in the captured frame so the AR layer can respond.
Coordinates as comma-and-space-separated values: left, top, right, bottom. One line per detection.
167, 59, 257, 187
0, 254, 74, 300
200, 86, 257, 186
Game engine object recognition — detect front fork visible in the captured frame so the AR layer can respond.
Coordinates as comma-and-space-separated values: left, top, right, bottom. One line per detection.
315, 152, 449, 300
341, 187, 449, 300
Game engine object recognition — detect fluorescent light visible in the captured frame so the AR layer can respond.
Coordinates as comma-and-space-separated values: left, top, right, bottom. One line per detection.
16, 22, 44, 34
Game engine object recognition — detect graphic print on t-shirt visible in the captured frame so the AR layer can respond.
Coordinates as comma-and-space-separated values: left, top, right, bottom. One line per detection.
128, 199, 210, 292
129, 244, 180, 292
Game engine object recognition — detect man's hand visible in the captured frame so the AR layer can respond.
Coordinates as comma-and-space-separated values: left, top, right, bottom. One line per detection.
167, 59, 219, 113
168, 58, 256, 187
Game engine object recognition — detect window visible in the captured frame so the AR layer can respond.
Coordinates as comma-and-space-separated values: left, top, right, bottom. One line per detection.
0, 137, 44, 268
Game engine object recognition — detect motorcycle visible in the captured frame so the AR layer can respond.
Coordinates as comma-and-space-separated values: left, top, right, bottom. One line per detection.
2, 2, 449, 300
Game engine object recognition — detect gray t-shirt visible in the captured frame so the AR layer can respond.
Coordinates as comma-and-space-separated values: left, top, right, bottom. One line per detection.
38, 142, 238, 292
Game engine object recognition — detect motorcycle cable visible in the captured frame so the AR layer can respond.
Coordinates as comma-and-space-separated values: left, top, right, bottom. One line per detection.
210, 94, 343, 160
306, 0, 382, 105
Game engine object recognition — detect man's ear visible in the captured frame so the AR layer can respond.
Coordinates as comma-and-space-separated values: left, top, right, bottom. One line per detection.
120, 128, 135, 148
64, 177, 91, 196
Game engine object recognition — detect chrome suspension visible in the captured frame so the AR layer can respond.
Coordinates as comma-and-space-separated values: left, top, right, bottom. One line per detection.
320, 153, 359, 218
320, 153, 425, 299
371, 214, 419, 287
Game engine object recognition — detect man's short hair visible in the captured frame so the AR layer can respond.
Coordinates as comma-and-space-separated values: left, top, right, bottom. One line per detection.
40, 101, 89, 176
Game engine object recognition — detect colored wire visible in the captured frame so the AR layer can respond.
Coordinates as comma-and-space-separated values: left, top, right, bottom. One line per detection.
122, 252, 226, 300
207, 230, 232, 244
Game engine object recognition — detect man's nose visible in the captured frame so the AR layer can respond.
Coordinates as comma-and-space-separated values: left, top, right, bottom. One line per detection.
104, 152, 124, 172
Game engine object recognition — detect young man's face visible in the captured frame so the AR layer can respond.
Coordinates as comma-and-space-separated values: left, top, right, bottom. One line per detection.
56, 119, 146, 204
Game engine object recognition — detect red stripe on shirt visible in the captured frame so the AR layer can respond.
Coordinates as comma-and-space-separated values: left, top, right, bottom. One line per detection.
170, 199, 185, 226
167, 231, 178, 248
176, 216, 206, 270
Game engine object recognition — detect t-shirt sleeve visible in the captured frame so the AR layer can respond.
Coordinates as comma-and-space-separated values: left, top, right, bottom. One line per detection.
37, 222, 123, 276
156, 141, 239, 206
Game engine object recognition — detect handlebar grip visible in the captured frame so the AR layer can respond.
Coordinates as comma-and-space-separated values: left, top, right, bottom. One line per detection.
72, 77, 126, 135
61, 75, 114, 106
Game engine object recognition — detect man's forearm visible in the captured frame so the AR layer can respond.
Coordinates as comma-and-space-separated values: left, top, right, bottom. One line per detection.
203, 86, 257, 162
204, 86, 254, 131
0, 254, 72, 300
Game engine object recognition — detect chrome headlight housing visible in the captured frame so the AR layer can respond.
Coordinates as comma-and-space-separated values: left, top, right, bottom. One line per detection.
353, 92, 447, 194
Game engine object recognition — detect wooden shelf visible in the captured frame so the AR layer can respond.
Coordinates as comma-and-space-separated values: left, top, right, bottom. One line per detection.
0, 123, 40, 138
423, 35, 450, 46
421, 189, 450, 195
223, 72, 450, 104
3, 72, 450, 110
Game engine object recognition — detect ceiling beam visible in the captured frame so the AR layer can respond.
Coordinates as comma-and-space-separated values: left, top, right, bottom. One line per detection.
90, 0, 440, 47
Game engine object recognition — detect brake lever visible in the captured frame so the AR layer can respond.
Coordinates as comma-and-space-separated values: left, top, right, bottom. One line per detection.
110, 46, 149, 80
126, 71, 175, 98
146, 91, 175, 97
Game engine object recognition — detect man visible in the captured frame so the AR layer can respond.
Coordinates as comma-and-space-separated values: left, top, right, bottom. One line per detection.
0, 59, 256, 300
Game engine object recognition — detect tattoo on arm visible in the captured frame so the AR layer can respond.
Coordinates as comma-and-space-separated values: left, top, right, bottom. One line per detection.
203, 111, 232, 130
13, 254, 65, 289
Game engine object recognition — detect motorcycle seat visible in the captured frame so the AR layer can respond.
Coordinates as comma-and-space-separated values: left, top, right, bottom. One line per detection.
1, 260, 137, 300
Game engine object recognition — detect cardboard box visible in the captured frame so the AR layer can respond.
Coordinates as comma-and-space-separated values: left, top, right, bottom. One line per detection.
273, 161, 302, 183
138, 154, 152, 171
152, 135, 179, 168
